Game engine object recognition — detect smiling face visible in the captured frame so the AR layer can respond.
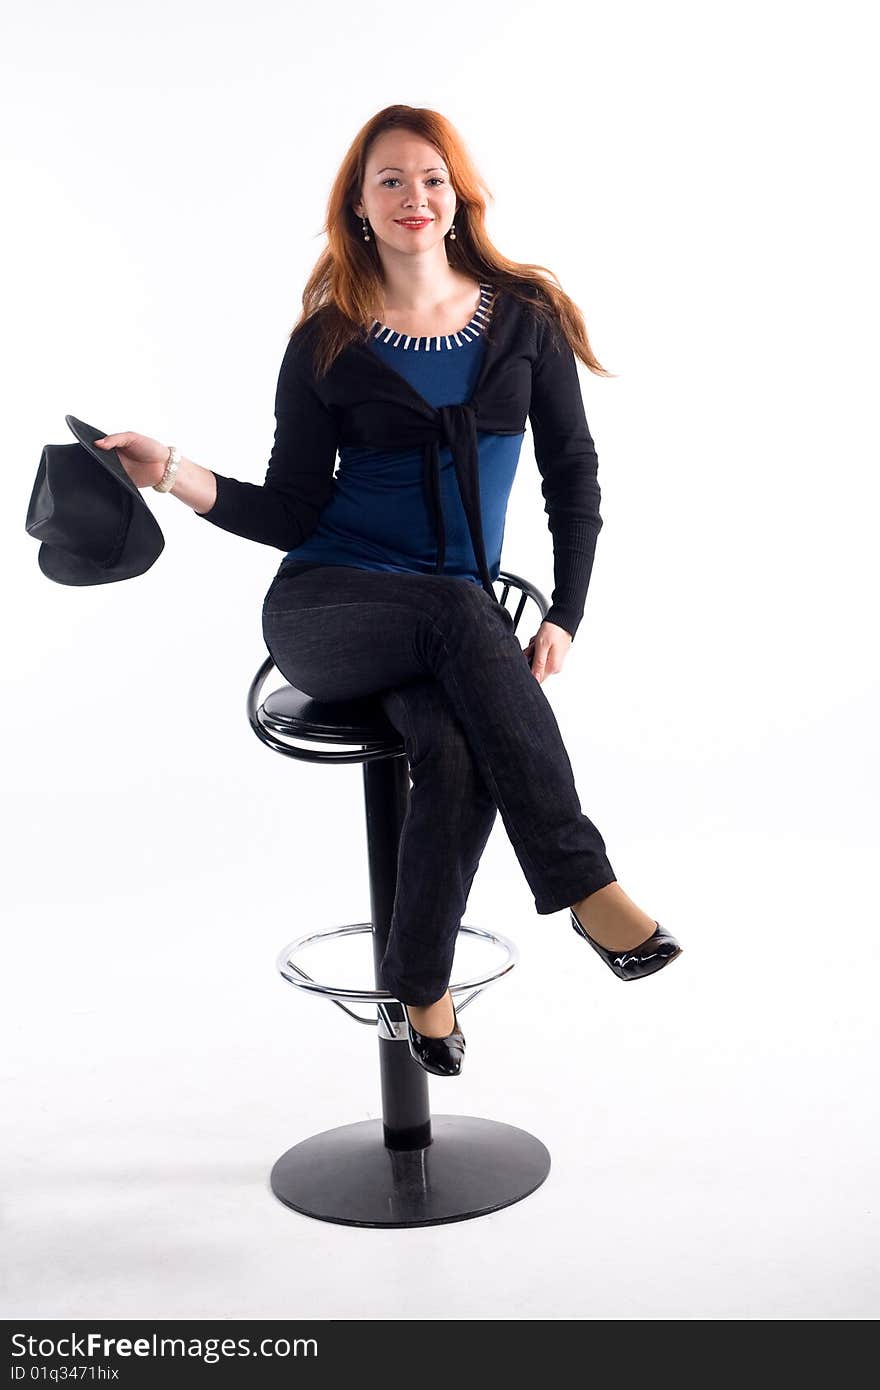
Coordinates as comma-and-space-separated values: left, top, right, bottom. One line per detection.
354, 130, 458, 257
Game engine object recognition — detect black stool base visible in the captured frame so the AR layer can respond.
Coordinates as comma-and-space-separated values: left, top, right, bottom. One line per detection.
270, 1114, 551, 1227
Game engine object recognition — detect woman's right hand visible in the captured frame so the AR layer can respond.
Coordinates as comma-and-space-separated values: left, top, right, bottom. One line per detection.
92, 432, 170, 490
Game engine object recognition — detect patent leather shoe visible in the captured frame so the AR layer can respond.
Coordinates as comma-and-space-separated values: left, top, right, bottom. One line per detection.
401, 992, 465, 1077
570, 908, 683, 981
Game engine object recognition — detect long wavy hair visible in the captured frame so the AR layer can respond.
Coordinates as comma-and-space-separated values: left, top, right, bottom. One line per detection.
292, 104, 614, 381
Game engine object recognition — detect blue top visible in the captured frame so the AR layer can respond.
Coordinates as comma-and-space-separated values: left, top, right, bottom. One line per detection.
280, 283, 525, 586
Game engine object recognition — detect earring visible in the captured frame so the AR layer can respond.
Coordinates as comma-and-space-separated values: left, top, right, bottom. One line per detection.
361, 216, 371, 242
448, 222, 456, 241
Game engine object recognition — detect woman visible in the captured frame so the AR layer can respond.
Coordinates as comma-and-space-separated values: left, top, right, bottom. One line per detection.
94, 104, 683, 1078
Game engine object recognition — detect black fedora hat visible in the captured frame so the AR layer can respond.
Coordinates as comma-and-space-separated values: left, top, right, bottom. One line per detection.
25, 414, 164, 585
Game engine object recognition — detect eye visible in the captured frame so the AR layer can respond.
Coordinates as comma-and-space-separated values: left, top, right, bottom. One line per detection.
380, 177, 446, 188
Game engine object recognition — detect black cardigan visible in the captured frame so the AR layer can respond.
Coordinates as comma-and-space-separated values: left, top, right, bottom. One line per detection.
198, 287, 604, 639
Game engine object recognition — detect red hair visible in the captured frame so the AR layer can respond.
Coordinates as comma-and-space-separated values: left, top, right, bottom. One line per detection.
292, 104, 614, 381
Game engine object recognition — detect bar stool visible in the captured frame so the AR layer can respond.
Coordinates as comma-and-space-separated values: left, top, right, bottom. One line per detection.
247, 569, 553, 1228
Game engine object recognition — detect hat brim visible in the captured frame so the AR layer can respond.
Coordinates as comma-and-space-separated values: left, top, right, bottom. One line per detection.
65, 414, 147, 506
37, 523, 164, 585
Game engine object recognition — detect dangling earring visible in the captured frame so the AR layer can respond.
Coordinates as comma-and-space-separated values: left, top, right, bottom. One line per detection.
361, 215, 371, 242
448, 222, 456, 241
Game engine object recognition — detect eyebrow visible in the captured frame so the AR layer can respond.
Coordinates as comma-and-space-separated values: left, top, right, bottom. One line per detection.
375, 166, 447, 175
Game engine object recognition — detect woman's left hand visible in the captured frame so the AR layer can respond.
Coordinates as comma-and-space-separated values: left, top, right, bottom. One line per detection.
521, 620, 573, 683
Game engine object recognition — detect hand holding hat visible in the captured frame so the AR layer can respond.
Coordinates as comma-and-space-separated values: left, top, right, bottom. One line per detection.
93, 431, 170, 490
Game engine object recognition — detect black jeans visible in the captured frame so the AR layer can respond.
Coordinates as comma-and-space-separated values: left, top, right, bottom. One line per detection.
261, 563, 617, 1006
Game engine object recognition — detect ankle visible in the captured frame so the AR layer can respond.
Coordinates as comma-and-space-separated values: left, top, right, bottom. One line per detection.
571, 883, 658, 949
572, 881, 626, 920
405, 989, 455, 1037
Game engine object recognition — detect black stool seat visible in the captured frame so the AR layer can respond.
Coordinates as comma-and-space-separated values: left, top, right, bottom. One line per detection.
261, 683, 402, 749
248, 569, 553, 1226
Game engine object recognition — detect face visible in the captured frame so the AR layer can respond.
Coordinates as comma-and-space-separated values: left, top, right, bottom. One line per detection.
354, 131, 458, 256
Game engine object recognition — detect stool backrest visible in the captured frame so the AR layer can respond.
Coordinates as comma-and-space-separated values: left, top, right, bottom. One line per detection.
492, 570, 549, 635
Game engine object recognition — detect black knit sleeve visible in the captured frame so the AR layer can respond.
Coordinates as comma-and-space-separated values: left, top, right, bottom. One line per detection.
195, 334, 338, 549
528, 309, 604, 641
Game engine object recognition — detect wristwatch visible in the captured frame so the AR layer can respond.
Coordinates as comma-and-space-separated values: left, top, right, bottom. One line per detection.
153, 445, 182, 493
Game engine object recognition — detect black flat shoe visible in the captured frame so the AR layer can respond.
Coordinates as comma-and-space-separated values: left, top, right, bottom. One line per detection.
570, 908, 683, 981
401, 993, 466, 1077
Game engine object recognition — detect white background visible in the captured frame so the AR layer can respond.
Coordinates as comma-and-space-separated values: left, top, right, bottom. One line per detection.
2, 0, 878, 1321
